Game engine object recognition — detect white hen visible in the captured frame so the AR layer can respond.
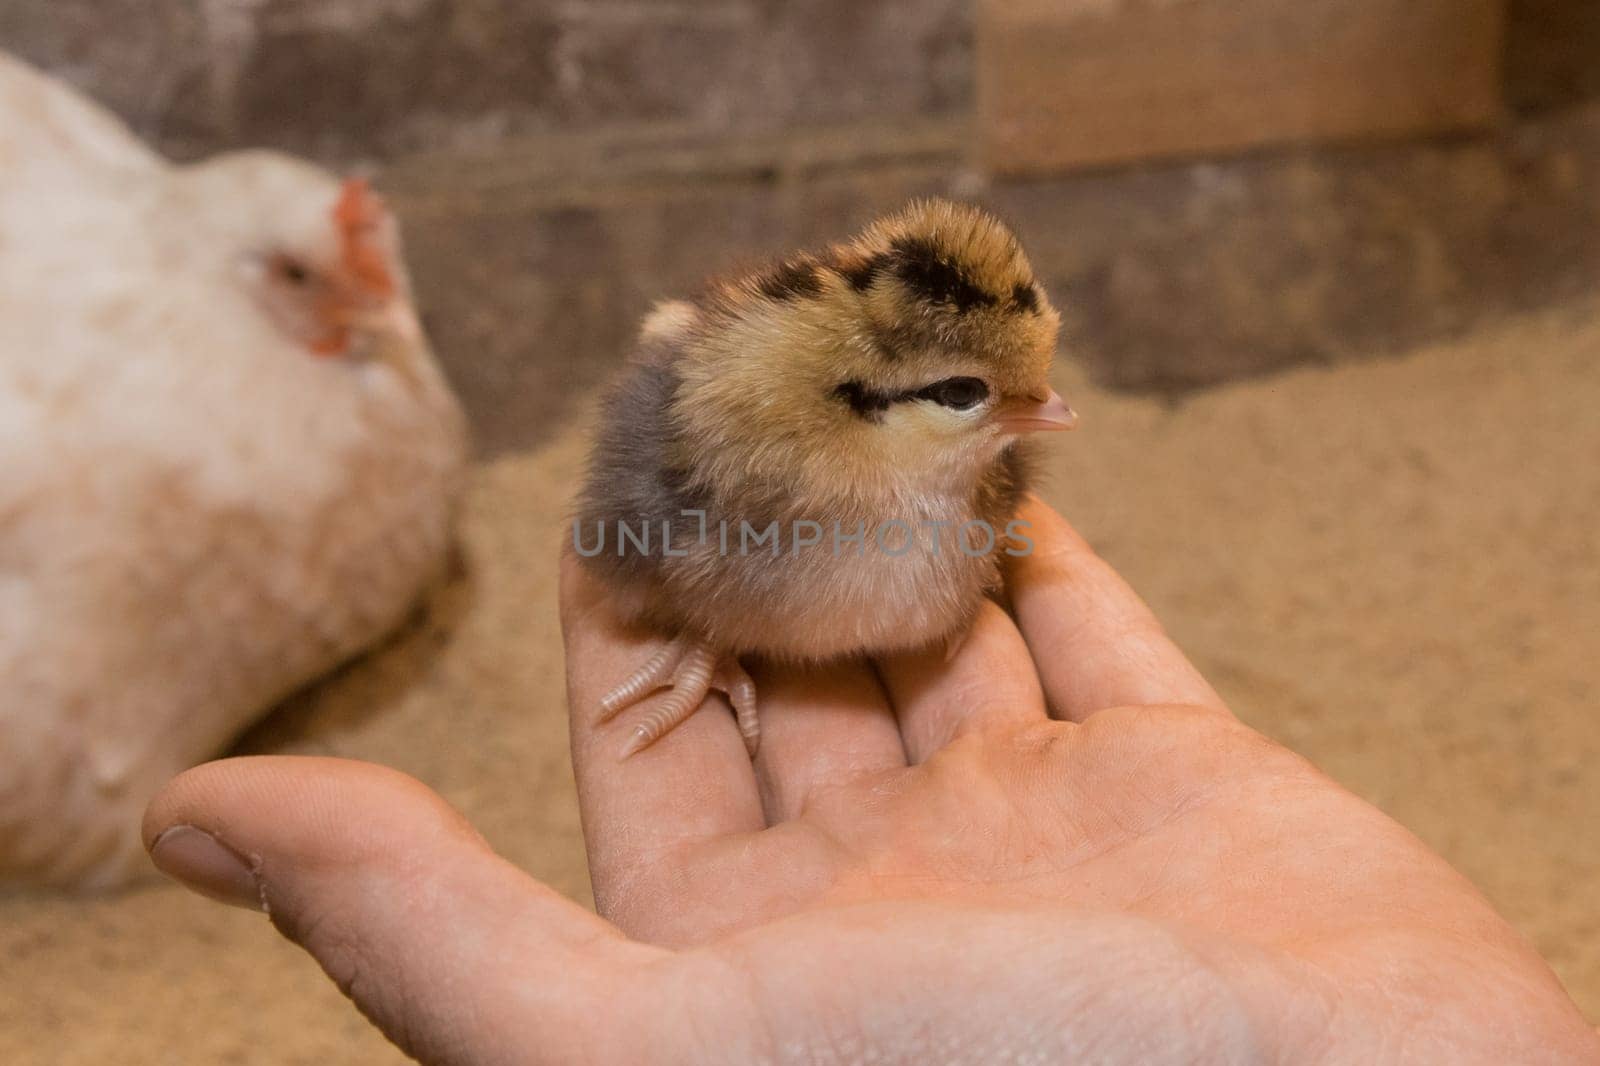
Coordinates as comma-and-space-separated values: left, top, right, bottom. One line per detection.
0, 52, 468, 889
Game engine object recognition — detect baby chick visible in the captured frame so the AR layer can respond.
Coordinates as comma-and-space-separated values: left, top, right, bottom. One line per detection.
576, 200, 1075, 757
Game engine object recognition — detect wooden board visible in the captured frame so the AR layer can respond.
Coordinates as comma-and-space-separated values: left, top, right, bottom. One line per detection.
977, 0, 1507, 174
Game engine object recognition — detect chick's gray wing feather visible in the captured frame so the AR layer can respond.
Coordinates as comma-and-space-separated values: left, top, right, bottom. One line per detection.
576, 358, 711, 593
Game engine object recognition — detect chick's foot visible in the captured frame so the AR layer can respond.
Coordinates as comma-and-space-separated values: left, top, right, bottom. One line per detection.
597, 640, 760, 759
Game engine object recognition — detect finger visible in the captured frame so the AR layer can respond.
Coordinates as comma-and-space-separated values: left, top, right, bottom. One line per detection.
750, 657, 906, 823
560, 554, 765, 925
142, 756, 670, 1066
877, 600, 1049, 763
1007, 496, 1227, 721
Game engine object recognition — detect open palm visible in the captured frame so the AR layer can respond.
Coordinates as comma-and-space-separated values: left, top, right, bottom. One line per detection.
146, 499, 1598, 1064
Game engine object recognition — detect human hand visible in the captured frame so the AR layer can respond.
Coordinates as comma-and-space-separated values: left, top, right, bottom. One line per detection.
144, 498, 1599, 1064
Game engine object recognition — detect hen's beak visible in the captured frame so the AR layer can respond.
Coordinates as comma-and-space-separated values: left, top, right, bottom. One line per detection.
992, 388, 1079, 434
308, 295, 420, 358
342, 299, 423, 346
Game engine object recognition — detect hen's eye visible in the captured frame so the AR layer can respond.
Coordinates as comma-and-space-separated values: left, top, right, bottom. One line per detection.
917, 376, 989, 411
272, 255, 312, 286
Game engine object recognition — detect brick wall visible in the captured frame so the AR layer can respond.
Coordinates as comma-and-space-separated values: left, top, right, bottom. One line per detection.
6, 1, 1597, 170
0, 0, 970, 163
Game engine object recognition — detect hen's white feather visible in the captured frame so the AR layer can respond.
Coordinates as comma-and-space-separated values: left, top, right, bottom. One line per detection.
0, 52, 468, 888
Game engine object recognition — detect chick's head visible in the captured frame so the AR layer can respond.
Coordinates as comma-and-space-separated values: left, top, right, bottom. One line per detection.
670, 200, 1073, 503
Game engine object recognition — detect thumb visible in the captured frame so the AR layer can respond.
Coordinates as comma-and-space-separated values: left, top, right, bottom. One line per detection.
142, 756, 671, 1066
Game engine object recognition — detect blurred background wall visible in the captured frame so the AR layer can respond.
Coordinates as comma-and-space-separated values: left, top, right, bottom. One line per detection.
6, 0, 1599, 454
1, 1, 970, 160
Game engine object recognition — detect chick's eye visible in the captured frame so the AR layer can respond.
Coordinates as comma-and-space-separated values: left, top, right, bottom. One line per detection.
918, 376, 990, 411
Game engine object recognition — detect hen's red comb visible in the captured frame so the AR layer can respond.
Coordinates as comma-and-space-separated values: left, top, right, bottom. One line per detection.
333, 177, 397, 300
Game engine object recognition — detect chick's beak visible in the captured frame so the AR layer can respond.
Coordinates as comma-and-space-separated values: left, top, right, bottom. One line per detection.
991, 388, 1079, 434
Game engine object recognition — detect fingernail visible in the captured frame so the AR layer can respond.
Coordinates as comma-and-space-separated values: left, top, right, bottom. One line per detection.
148, 825, 266, 912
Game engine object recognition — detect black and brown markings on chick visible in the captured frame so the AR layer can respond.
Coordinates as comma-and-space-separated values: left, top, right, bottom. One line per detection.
576, 199, 1076, 758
